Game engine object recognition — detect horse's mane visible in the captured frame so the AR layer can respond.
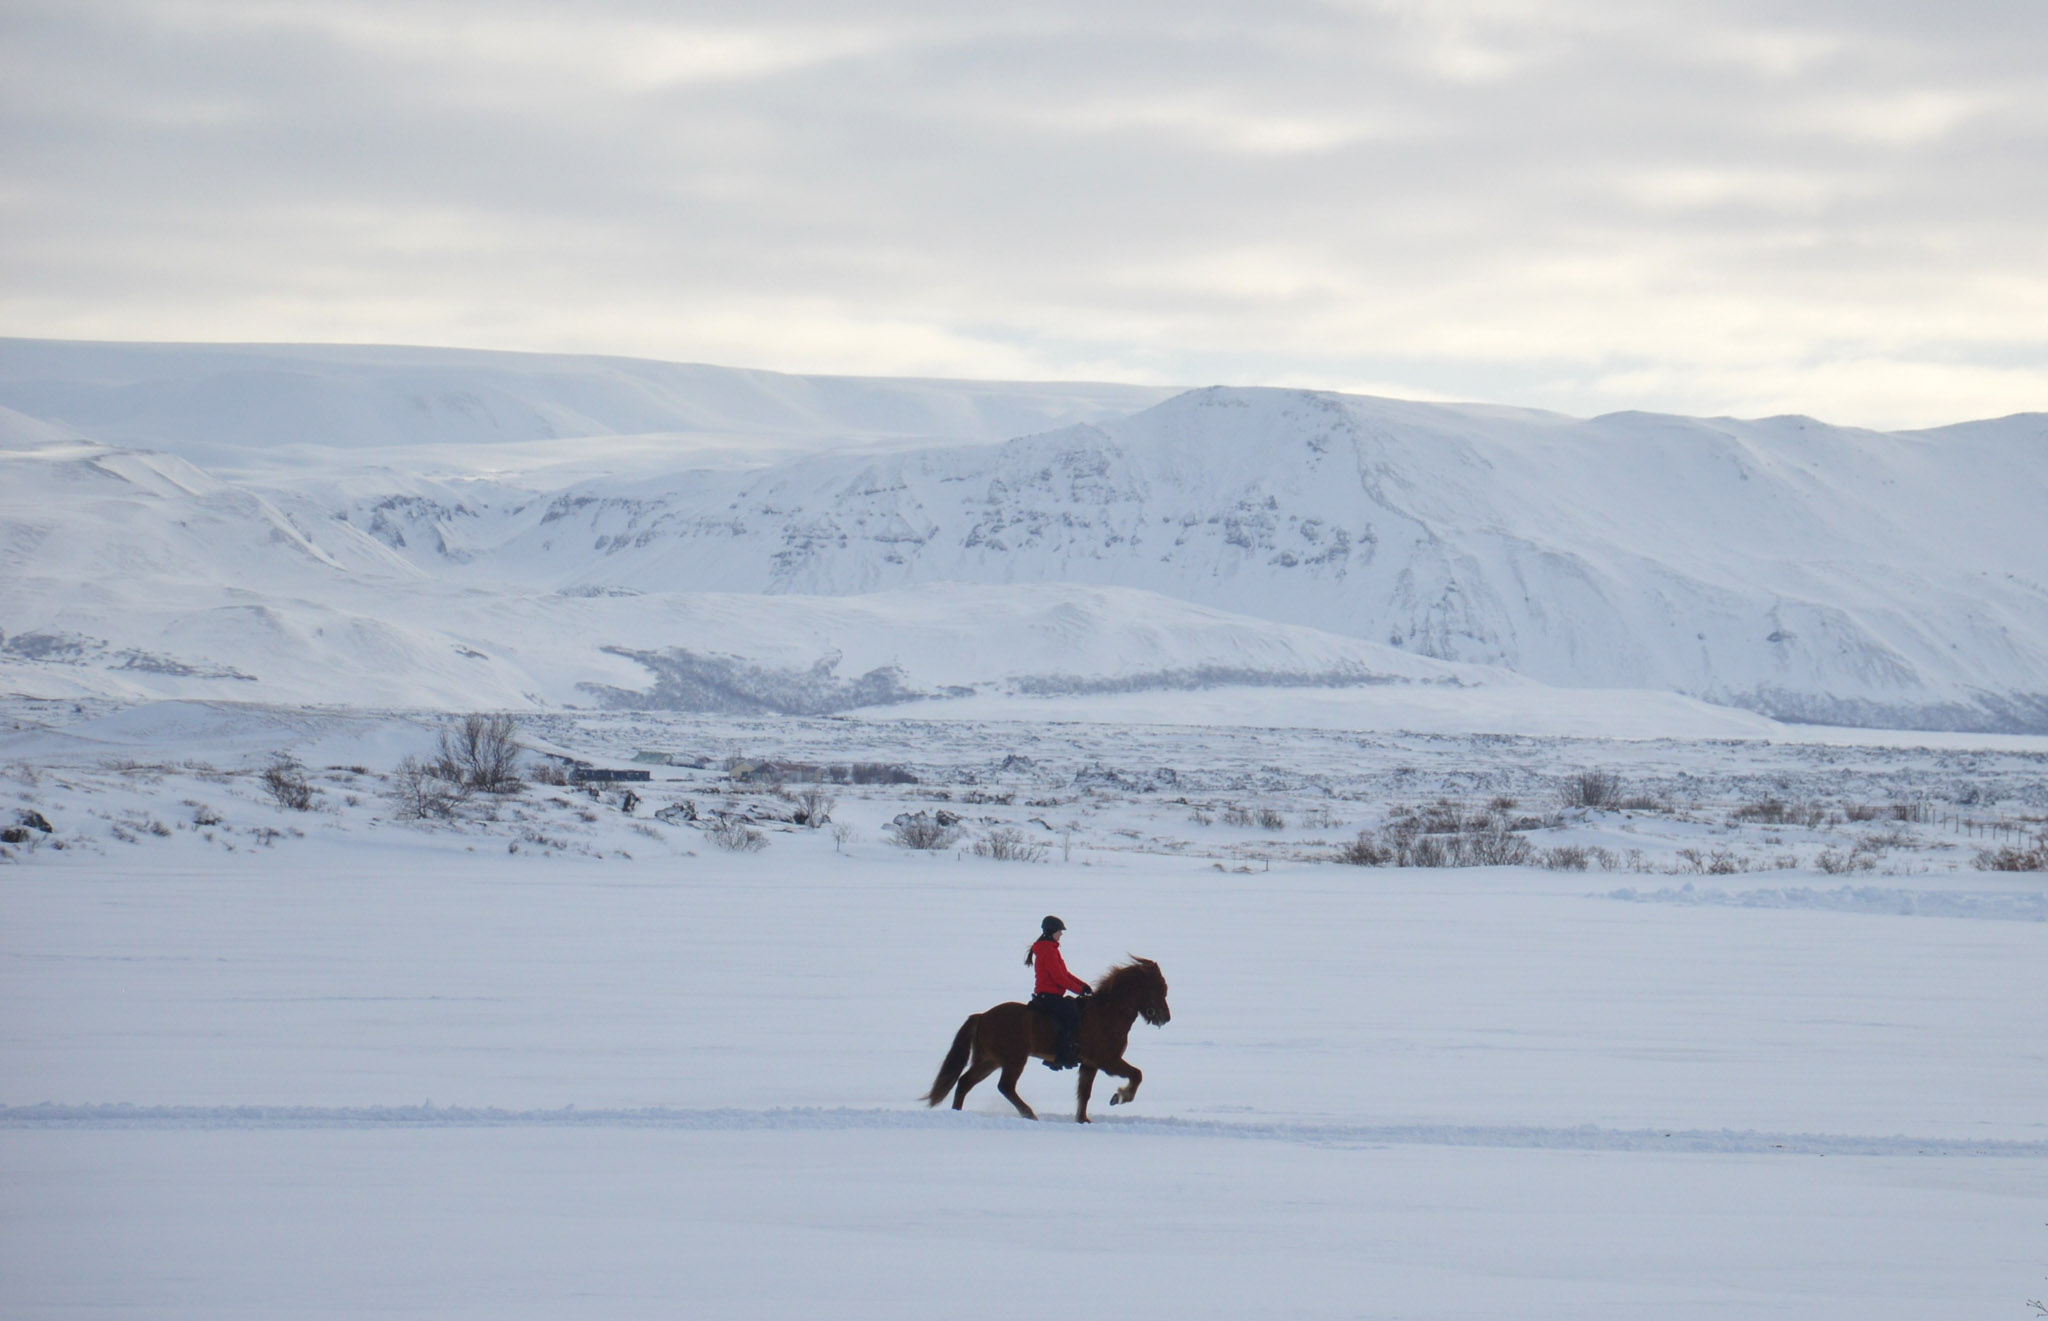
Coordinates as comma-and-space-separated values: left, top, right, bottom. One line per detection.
1094, 957, 1162, 998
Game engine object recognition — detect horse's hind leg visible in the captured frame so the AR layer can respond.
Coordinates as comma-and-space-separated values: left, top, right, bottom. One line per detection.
951, 1055, 998, 1110
995, 1060, 1038, 1120
1075, 1064, 1098, 1123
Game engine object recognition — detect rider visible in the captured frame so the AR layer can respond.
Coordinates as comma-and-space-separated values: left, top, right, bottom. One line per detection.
1026, 915, 1091, 1070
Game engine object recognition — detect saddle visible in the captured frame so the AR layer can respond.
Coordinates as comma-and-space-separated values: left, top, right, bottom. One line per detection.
1029, 992, 1085, 1070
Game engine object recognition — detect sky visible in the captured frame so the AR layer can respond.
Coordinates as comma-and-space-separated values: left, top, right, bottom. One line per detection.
2, 0, 2044, 428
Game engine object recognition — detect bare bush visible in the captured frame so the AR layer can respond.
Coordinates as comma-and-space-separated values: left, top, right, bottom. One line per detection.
850, 762, 918, 786
1386, 825, 1532, 867
261, 757, 314, 811
1543, 845, 1591, 871
1219, 802, 1288, 830
1843, 802, 1883, 822
1616, 794, 1665, 812
1732, 797, 1823, 826
513, 826, 571, 853
972, 827, 1047, 862
388, 755, 465, 819
1335, 830, 1391, 866
793, 788, 836, 829
886, 812, 960, 851
1558, 769, 1623, 809
1674, 846, 1748, 875
1815, 846, 1878, 875
1395, 800, 1468, 834
1461, 828, 1533, 866
529, 760, 571, 787
437, 715, 523, 793
188, 801, 223, 827
706, 817, 768, 852
831, 822, 859, 853
1396, 834, 1441, 866
1974, 843, 2048, 871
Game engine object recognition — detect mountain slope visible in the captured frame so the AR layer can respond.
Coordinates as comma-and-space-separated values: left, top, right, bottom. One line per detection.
3, 341, 2043, 731
393, 388, 2048, 730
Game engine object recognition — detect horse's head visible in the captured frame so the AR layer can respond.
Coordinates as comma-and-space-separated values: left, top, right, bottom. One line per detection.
1128, 957, 1171, 1026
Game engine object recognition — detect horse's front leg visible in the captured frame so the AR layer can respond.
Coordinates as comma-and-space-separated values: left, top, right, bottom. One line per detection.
1102, 1057, 1143, 1106
1075, 1064, 1098, 1123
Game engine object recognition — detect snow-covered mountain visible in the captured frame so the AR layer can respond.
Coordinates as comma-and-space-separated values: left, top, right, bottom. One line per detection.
0, 425, 1489, 712
3, 340, 2044, 731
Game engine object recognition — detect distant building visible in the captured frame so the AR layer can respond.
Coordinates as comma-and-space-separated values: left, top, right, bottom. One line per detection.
571, 767, 652, 783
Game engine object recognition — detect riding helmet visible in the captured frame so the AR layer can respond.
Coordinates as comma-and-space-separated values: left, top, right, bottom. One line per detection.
1040, 915, 1066, 937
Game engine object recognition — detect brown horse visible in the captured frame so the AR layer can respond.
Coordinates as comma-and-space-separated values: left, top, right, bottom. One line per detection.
922, 958, 1171, 1122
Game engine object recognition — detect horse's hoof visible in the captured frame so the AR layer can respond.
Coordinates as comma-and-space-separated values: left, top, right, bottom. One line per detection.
1076, 1116, 1091, 1124
1109, 1095, 1122, 1106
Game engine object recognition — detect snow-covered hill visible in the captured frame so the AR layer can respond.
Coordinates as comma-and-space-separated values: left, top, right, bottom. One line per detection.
0, 431, 1498, 711
3, 340, 2043, 731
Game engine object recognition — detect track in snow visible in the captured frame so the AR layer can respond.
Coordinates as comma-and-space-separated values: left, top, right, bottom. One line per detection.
6, 1104, 2043, 1158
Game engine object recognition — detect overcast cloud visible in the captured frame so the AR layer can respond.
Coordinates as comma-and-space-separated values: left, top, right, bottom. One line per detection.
3, 0, 2044, 425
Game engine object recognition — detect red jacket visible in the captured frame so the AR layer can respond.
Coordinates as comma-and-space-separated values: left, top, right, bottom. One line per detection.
1031, 939, 1091, 996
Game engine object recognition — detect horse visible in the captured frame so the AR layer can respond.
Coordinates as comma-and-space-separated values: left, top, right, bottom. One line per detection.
921, 957, 1171, 1122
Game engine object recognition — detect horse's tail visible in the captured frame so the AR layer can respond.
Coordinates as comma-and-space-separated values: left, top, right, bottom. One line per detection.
922, 1013, 980, 1106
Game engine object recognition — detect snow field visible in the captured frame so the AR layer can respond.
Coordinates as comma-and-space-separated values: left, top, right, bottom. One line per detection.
6, 817, 2048, 1318
5, 1127, 2040, 1320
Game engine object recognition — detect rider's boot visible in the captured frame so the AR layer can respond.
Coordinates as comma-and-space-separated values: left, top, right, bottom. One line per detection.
1048, 1022, 1080, 1071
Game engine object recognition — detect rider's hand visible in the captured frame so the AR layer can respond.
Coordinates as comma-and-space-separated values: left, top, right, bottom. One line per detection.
1076, 987, 1093, 997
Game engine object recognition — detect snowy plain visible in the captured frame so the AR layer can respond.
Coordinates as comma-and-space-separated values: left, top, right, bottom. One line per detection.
5, 698, 2048, 1319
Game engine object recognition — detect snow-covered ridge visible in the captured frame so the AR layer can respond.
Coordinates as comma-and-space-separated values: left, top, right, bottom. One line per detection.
2, 340, 2043, 730
0, 339, 1176, 477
